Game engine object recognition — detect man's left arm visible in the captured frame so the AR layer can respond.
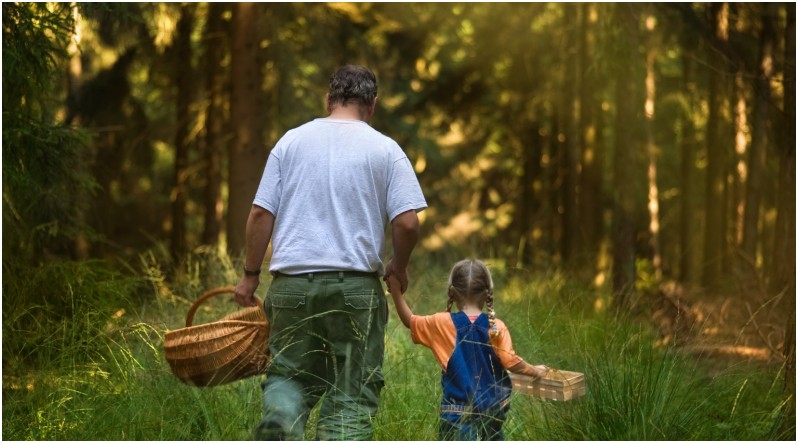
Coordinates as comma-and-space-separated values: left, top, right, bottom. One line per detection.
384, 209, 419, 294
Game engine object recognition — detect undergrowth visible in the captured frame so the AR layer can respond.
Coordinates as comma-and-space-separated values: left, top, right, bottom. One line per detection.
1, 251, 794, 440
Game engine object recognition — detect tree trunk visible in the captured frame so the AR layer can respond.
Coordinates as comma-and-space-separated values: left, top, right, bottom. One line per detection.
578, 3, 603, 266
771, 3, 795, 294
202, 3, 227, 246
227, 2, 265, 255
731, 68, 748, 250
66, 3, 90, 259
741, 4, 777, 263
611, 3, 639, 312
547, 110, 562, 264
561, 2, 581, 267
701, 3, 729, 289
776, 4, 795, 424
644, 10, 662, 279
170, 3, 194, 259
510, 123, 540, 271
679, 49, 697, 284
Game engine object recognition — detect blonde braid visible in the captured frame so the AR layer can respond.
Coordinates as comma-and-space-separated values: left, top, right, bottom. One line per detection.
486, 289, 499, 338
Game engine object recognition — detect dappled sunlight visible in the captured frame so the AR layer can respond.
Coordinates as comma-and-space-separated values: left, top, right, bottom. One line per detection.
3, 1, 793, 438
422, 211, 484, 251
414, 154, 426, 173
498, 277, 528, 303
4, 374, 36, 392
436, 121, 466, 148
148, 4, 178, 52
594, 297, 605, 313
687, 344, 773, 361
593, 271, 606, 288
593, 239, 611, 288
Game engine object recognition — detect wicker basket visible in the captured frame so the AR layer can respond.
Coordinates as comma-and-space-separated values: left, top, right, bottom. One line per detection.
509, 369, 585, 401
164, 286, 270, 387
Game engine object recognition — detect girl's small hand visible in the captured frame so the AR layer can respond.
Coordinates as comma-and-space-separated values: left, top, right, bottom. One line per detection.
385, 274, 413, 329
532, 364, 549, 378
386, 275, 402, 297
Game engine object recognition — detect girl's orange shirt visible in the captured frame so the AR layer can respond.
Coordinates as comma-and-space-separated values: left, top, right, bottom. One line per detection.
410, 312, 524, 371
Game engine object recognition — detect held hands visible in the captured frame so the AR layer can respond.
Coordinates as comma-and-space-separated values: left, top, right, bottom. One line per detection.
385, 274, 402, 298
383, 258, 408, 294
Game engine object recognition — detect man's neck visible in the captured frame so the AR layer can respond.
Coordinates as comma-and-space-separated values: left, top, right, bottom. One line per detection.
327, 104, 370, 122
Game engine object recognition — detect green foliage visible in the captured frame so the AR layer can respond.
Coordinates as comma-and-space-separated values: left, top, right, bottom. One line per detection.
2, 3, 98, 260
1, 257, 792, 440
2, 3, 72, 115
544, 326, 709, 439
2, 258, 140, 368
2, 322, 263, 441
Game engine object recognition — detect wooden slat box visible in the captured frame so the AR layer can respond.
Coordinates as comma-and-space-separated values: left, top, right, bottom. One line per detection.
509, 370, 585, 401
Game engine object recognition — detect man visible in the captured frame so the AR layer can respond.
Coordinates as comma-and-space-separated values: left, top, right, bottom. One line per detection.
233, 65, 427, 440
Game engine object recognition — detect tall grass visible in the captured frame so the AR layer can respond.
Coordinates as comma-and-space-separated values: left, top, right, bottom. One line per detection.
2, 252, 794, 440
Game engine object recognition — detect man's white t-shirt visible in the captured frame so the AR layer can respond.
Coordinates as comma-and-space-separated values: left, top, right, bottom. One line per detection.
253, 118, 427, 275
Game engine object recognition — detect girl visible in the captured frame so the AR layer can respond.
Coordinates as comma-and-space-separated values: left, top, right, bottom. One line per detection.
387, 259, 548, 441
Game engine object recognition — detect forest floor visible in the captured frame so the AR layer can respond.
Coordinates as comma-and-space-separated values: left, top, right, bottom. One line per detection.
647, 279, 792, 374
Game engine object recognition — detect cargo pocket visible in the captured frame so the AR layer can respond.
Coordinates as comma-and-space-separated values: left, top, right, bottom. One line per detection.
343, 291, 379, 336
267, 292, 307, 331
270, 292, 306, 309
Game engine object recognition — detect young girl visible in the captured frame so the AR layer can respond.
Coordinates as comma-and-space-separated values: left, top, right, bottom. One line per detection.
387, 259, 548, 441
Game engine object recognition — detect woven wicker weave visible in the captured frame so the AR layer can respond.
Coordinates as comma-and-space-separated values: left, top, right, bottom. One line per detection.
509, 369, 585, 401
164, 286, 270, 387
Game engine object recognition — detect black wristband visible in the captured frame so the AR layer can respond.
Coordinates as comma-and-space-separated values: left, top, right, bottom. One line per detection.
243, 266, 261, 277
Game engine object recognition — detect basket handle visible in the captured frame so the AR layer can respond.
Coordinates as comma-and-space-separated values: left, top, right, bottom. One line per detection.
185, 286, 263, 327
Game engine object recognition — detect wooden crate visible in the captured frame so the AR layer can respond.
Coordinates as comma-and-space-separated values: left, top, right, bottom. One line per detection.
509, 369, 585, 401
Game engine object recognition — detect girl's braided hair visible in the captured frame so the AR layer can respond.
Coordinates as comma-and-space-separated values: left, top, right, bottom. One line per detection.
445, 259, 499, 337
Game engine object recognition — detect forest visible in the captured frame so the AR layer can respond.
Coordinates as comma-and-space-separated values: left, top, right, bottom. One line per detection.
2, 2, 795, 440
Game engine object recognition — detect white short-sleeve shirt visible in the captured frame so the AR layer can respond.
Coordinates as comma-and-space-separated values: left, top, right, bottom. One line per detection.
253, 118, 427, 275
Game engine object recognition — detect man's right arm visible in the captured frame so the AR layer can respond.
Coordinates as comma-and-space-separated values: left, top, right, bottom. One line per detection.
233, 205, 275, 307
385, 209, 419, 294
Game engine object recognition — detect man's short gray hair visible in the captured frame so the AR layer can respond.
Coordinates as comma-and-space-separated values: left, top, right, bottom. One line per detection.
328, 65, 377, 108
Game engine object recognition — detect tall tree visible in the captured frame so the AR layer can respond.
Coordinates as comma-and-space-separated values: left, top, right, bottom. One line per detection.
771, 2, 795, 293
227, 2, 264, 254
679, 48, 698, 284
644, 9, 662, 278
561, 2, 581, 267
776, 3, 795, 422
170, 3, 194, 258
702, 3, 730, 289
611, 3, 640, 311
201, 3, 227, 246
577, 3, 604, 265
731, 63, 749, 251
741, 4, 777, 263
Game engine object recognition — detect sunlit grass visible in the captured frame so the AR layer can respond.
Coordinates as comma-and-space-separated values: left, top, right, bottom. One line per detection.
2, 251, 794, 440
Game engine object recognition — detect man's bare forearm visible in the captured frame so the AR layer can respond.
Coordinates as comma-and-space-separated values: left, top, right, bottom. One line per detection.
390, 210, 419, 272
234, 205, 275, 307
244, 205, 275, 272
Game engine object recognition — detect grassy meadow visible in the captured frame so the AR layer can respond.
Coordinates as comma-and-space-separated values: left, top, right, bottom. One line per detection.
1, 251, 793, 440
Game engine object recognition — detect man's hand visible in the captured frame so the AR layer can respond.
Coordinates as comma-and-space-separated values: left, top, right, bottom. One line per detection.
383, 258, 409, 294
234, 275, 260, 307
